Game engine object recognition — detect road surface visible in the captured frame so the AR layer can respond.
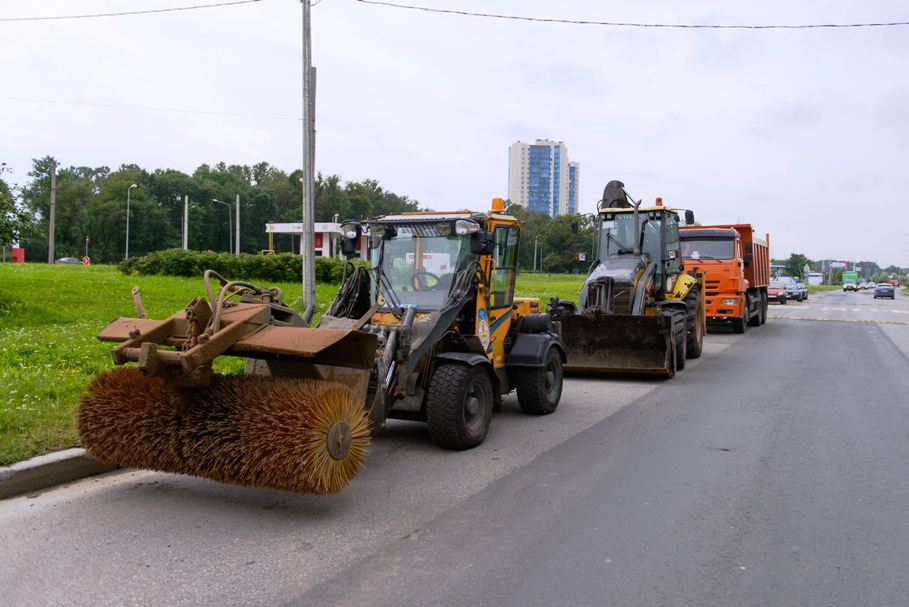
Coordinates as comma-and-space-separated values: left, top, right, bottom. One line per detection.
2, 289, 908, 606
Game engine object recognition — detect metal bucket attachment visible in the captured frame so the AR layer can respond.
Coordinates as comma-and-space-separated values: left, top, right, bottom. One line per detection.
559, 313, 673, 376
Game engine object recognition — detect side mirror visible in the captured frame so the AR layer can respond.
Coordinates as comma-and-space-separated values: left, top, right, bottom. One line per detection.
684, 210, 695, 225
470, 230, 495, 255
743, 253, 753, 265
745, 241, 754, 254
571, 220, 579, 234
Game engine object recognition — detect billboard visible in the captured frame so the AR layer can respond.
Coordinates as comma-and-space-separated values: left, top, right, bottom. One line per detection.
829, 261, 847, 269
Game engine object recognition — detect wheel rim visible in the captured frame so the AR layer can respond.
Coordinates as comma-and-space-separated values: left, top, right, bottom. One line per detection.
545, 359, 561, 401
463, 381, 486, 431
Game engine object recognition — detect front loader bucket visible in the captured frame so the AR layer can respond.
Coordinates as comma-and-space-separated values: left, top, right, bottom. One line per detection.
559, 313, 674, 376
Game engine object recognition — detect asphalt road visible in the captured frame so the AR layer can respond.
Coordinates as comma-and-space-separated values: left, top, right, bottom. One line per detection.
2, 289, 908, 606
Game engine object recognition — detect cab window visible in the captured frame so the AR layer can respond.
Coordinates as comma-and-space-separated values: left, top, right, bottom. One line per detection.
489, 225, 519, 309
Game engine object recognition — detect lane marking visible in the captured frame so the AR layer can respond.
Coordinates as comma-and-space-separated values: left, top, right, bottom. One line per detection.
768, 316, 909, 326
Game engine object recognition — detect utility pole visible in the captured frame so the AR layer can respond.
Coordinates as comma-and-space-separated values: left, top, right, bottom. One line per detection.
183, 195, 189, 250
47, 164, 56, 263
235, 194, 240, 255
301, 0, 317, 324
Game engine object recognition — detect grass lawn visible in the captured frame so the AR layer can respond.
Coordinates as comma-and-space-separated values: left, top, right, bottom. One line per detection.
0, 264, 586, 465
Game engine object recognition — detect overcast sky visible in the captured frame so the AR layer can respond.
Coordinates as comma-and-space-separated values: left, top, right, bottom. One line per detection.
2, 0, 908, 267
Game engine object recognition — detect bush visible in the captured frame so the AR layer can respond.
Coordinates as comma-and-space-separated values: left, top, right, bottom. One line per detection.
118, 249, 367, 284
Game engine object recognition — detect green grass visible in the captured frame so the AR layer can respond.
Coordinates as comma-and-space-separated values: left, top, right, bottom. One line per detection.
0, 264, 344, 465
0, 264, 585, 465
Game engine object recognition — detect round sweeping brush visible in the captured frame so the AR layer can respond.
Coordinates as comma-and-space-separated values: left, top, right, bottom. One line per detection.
78, 368, 371, 495
77, 367, 186, 474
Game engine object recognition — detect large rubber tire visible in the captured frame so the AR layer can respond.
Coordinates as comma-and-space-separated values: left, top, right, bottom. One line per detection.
685, 288, 704, 359
748, 293, 761, 327
426, 362, 493, 450
732, 295, 748, 334
760, 293, 768, 325
674, 311, 687, 371
515, 348, 563, 415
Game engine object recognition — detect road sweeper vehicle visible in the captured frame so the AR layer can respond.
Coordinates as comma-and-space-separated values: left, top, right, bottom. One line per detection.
79, 199, 564, 495
548, 180, 706, 377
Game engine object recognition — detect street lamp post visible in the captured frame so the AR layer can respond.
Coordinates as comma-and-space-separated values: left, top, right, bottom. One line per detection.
534, 236, 539, 271
125, 184, 137, 259
212, 199, 233, 255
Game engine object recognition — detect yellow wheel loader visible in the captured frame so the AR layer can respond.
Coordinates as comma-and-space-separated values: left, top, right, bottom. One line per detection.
548, 181, 706, 377
79, 199, 564, 495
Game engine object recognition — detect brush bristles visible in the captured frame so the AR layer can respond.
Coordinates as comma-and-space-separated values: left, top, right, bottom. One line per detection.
78, 367, 371, 495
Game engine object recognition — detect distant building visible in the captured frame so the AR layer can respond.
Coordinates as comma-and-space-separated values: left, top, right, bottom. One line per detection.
508, 139, 579, 217
567, 161, 579, 215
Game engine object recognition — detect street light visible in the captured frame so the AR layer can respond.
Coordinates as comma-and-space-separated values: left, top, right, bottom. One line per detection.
125, 184, 137, 259
211, 199, 233, 255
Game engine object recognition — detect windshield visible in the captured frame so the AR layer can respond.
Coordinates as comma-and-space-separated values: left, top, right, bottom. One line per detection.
769, 282, 784, 289
370, 223, 472, 311
597, 210, 679, 290
598, 212, 663, 261
680, 238, 735, 260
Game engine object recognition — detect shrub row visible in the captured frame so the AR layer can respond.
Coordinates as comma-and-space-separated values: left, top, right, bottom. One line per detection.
118, 249, 367, 284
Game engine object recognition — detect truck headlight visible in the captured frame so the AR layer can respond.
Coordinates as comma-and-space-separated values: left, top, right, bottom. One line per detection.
722, 298, 737, 306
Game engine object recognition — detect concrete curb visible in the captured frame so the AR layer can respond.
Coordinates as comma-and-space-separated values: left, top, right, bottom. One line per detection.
0, 448, 118, 500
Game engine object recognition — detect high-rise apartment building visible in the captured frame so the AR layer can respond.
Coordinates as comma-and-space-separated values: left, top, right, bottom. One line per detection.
507, 139, 579, 217
567, 161, 580, 215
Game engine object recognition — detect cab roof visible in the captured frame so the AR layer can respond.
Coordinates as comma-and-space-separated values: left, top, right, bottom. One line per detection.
369, 210, 518, 224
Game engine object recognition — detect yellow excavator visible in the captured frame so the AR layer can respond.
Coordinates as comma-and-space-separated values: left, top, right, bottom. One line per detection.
79, 199, 564, 495
549, 180, 706, 377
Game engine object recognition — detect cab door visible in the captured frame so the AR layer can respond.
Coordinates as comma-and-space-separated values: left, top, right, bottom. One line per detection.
486, 223, 521, 365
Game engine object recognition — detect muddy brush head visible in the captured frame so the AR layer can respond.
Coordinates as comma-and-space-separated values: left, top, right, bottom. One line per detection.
78, 368, 371, 495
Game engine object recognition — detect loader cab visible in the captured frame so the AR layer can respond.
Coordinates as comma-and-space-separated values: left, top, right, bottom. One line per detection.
366, 214, 491, 312
597, 207, 684, 293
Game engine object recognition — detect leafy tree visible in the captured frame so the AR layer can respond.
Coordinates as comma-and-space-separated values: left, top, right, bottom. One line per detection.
505, 203, 550, 271
784, 253, 812, 281
0, 164, 34, 246
540, 214, 592, 273
12, 156, 425, 261
19, 157, 112, 260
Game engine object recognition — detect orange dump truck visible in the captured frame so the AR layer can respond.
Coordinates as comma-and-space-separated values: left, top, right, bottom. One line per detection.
679, 224, 770, 333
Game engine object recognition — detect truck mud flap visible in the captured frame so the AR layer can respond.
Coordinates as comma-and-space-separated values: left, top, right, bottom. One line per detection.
559, 314, 673, 376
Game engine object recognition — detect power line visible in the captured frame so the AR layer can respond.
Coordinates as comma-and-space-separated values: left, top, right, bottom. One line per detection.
0, 96, 298, 121
0, 0, 262, 22
355, 0, 909, 29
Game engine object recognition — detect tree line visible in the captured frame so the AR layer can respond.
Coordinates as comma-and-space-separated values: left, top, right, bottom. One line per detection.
771, 253, 905, 285
5, 156, 424, 263
1, 156, 595, 272
11, 158, 896, 281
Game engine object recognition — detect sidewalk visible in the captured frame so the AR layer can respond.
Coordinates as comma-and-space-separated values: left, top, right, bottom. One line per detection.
0, 449, 117, 500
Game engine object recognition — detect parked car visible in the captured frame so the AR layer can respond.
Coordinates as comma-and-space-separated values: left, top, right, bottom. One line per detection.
796, 282, 808, 300
768, 281, 788, 304
54, 257, 82, 264
874, 283, 896, 300
868, 282, 877, 289
784, 282, 803, 301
